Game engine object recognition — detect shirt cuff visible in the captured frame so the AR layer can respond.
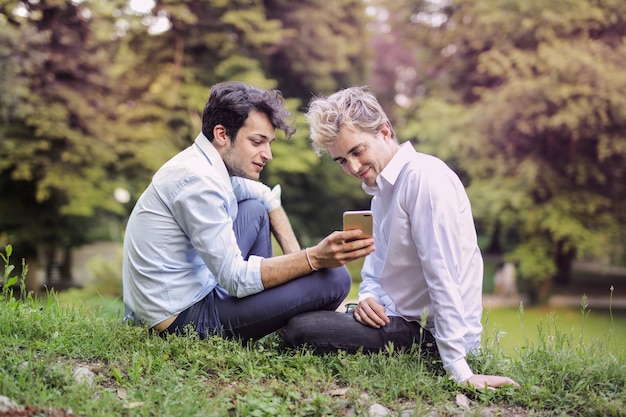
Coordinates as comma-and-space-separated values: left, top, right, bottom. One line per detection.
446, 357, 474, 383
237, 255, 265, 297
264, 185, 282, 211
357, 293, 377, 303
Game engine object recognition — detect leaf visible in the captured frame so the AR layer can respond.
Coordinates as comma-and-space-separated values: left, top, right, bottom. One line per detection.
6, 276, 18, 288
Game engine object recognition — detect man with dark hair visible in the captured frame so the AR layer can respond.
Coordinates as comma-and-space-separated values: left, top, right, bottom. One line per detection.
123, 81, 374, 341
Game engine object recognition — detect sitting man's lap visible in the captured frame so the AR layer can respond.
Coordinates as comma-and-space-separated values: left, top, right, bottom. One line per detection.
284, 310, 437, 354
163, 199, 351, 341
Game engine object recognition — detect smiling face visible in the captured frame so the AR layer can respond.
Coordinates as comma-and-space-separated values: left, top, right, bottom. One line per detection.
216, 110, 275, 180
327, 123, 399, 187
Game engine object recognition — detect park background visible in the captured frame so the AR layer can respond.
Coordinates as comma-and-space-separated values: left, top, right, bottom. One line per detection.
1, 0, 625, 360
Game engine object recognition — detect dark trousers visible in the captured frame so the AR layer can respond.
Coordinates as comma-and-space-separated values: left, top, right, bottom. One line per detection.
284, 310, 437, 354
164, 199, 351, 341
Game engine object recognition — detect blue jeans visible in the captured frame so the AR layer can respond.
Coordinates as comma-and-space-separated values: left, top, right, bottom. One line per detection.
284, 310, 437, 354
164, 199, 351, 341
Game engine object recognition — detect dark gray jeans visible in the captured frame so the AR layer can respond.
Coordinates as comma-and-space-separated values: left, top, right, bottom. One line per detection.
163, 199, 351, 341
284, 310, 437, 354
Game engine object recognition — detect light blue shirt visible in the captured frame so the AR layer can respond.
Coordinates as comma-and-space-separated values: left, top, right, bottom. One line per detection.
122, 133, 280, 328
359, 142, 484, 383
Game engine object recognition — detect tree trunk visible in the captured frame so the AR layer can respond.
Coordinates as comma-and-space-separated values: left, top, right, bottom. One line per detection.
525, 278, 553, 306
45, 246, 77, 290
554, 242, 575, 286
59, 246, 73, 284
485, 221, 503, 254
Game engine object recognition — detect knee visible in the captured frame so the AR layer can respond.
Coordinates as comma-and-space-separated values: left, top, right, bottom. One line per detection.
326, 266, 352, 297
284, 312, 323, 348
284, 315, 305, 347
238, 198, 268, 222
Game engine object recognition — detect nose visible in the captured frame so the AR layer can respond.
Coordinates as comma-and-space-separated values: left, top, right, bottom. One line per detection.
261, 144, 273, 162
346, 157, 360, 175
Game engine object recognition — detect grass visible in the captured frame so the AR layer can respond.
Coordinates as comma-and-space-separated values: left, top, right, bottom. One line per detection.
483, 304, 626, 357
346, 257, 626, 358
2, 291, 625, 417
2, 250, 626, 416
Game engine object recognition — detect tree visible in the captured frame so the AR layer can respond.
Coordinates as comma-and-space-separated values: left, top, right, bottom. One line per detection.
392, 0, 626, 303
260, 0, 373, 242
264, 0, 370, 103
0, 0, 375, 283
0, 0, 131, 288
0, 0, 300, 288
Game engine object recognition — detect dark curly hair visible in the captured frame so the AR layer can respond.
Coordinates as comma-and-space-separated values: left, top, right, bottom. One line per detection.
202, 81, 296, 142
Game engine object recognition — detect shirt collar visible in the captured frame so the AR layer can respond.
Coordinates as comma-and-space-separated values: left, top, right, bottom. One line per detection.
362, 141, 415, 196
193, 132, 230, 185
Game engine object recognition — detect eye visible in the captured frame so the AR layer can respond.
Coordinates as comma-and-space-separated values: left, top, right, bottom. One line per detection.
351, 146, 365, 157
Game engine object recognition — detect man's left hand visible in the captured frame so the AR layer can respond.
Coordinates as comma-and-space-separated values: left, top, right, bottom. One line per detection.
466, 374, 520, 390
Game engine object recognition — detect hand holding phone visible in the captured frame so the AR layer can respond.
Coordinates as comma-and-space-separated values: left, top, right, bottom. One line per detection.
343, 210, 373, 238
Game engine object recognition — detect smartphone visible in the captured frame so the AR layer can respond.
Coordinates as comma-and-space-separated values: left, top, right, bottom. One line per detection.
343, 210, 373, 238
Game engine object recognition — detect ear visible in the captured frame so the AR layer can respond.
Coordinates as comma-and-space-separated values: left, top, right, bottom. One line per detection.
380, 122, 393, 142
212, 125, 230, 149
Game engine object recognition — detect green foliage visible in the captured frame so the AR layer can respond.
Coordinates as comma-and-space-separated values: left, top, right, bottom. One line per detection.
1, 244, 19, 294
391, 0, 626, 294
0, 0, 373, 268
510, 308, 626, 415
4, 0, 624, 304
265, 0, 370, 102
0, 1, 133, 259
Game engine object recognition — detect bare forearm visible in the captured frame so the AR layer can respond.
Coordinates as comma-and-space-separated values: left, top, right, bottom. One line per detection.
268, 207, 300, 254
259, 230, 376, 289
260, 249, 313, 289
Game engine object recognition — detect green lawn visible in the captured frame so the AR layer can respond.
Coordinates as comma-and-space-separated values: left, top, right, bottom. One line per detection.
343, 258, 626, 358
3, 288, 624, 417
483, 305, 626, 357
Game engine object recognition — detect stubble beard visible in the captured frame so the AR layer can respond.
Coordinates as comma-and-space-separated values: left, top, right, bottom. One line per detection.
223, 147, 254, 179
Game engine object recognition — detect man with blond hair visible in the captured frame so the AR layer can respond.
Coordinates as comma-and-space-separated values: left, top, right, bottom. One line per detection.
284, 86, 519, 389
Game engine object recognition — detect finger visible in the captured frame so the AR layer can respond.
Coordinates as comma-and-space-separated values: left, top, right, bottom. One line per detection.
342, 240, 375, 256
500, 378, 520, 388
359, 302, 387, 327
342, 248, 375, 264
361, 298, 389, 323
488, 377, 519, 388
353, 305, 380, 328
353, 309, 375, 327
336, 229, 367, 243
366, 299, 390, 324
343, 236, 374, 249
355, 310, 382, 328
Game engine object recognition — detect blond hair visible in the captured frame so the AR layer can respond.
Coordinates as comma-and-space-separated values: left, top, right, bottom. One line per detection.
305, 86, 395, 156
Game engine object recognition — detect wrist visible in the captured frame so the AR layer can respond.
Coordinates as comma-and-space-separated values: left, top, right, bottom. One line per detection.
305, 247, 319, 271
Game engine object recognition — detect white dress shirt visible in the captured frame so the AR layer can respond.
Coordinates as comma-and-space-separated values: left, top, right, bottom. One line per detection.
359, 142, 483, 382
122, 133, 280, 328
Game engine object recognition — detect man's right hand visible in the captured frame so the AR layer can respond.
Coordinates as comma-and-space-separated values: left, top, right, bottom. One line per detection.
353, 297, 390, 328
308, 229, 375, 269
